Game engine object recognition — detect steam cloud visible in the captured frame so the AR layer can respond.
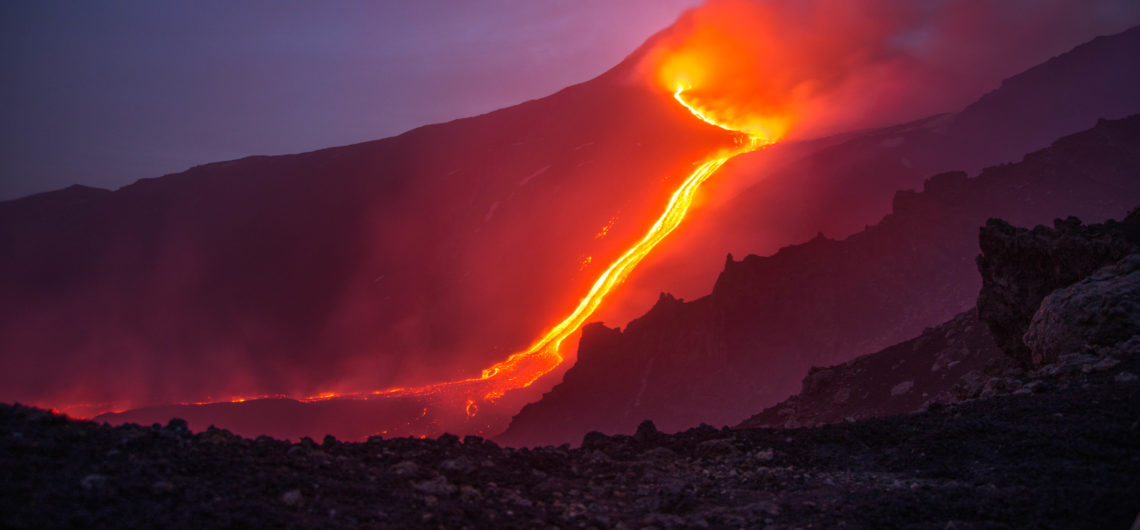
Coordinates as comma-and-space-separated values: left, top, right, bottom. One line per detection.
639, 0, 1140, 139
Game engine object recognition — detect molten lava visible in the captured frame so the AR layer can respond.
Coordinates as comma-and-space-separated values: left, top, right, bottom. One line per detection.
65, 49, 787, 437
256, 82, 783, 430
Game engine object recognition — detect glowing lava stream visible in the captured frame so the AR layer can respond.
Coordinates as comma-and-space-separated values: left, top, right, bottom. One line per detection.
93, 85, 776, 422
346, 84, 775, 409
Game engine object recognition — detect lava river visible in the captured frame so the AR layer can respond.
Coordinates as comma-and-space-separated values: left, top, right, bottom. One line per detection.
84, 68, 787, 439
242, 80, 786, 438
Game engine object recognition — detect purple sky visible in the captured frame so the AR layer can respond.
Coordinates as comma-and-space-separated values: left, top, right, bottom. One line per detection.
0, 1, 700, 200
3, 1, 1138, 201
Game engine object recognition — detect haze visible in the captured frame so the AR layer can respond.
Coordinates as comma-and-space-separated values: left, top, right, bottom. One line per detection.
0, 0, 700, 200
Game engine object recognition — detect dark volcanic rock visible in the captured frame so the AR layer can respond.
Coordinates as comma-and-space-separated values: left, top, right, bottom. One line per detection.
3, 351, 1139, 528
1024, 254, 1140, 364
976, 210, 1140, 367
737, 309, 1008, 429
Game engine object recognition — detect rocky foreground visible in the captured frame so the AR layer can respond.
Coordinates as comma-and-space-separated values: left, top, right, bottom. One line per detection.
3, 347, 1139, 529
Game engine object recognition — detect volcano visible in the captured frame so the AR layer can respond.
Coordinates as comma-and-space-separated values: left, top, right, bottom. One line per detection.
0, 32, 732, 428
3, 7, 1140, 444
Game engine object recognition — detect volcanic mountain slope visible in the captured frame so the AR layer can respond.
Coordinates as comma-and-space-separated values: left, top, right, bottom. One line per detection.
2, 20, 1138, 427
616, 25, 1140, 308
0, 42, 734, 415
69, 24, 1140, 442
499, 115, 1140, 447
94, 43, 1140, 440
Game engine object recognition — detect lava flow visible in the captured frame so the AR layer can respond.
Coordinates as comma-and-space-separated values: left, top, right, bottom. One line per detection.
75, 68, 786, 436
269, 82, 783, 428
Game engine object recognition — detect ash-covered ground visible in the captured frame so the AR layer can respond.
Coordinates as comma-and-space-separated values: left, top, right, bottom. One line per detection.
3, 350, 1138, 529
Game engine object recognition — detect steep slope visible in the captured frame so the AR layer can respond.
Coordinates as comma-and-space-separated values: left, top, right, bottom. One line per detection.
0, 50, 731, 416
499, 115, 1140, 447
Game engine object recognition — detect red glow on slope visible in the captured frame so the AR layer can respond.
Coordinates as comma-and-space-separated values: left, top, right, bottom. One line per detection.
160, 83, 778, 434
53, 3, 816, 435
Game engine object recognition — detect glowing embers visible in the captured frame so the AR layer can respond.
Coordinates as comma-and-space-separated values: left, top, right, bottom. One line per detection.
595, 215, 618, 239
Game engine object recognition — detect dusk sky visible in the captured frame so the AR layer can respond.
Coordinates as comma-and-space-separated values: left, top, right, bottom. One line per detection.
3, 0, 1139, 201
0, 1, 700, 200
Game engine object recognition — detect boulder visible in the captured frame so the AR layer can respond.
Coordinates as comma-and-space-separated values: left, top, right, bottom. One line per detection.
976, 212, 1140, 368
1023, 255, 1140, 365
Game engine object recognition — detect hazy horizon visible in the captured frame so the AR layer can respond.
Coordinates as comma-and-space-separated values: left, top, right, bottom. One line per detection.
0, 0, 701, 200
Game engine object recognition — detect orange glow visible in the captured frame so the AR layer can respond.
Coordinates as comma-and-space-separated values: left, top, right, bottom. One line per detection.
178, 393, 287, 407
671, 83, 786, 143
64, 42, 784, 437
265, 85, 774, 420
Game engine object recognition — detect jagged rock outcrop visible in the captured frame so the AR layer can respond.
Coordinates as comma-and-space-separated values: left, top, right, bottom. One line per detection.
736, 310, 1008, 429
976, 210, 1140, 367
740, 210, 1140, 431
500, 116, 1140, 447
1023, 254, 1140, 365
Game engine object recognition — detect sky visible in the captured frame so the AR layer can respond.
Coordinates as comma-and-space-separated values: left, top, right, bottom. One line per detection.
0, 0, 701, 200
3, 0, 1138, 201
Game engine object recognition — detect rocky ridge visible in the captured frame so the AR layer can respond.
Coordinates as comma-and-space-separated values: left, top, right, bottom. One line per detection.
740, 209, 1140, 431
977, 210, 1140, 368
500, 115, 1140, 447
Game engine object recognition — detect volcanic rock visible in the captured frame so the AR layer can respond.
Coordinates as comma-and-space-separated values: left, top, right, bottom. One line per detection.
976, 210, 1140, 368
0, 30, 731, 425
1023, 254, 1140, 365
737, 309, 1006, 429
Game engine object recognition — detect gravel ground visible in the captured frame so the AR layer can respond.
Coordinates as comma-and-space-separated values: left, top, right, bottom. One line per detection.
3, 354, 1139, 529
